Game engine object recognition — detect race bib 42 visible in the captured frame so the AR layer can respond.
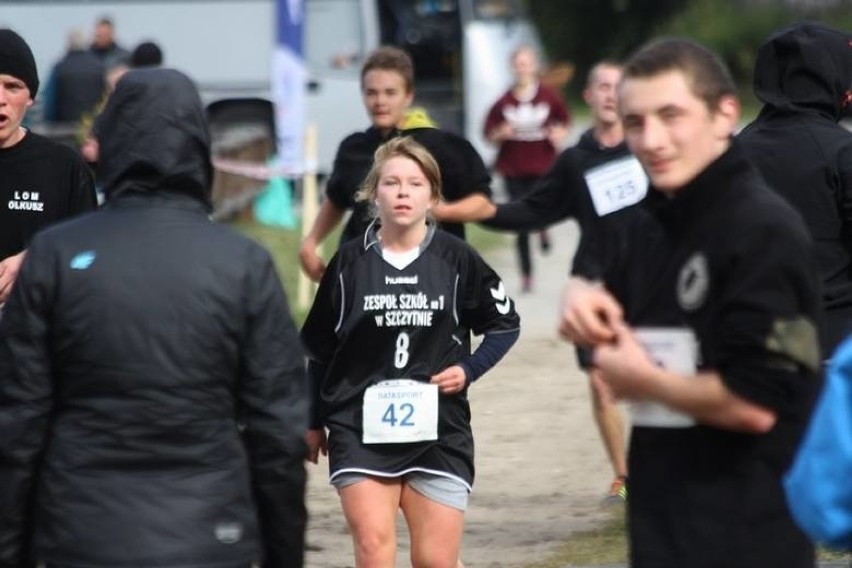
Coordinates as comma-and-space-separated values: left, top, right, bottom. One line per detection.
362, 380, 439, 444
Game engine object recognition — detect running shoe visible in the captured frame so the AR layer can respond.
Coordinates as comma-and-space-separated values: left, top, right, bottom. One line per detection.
602, 476, 628, 506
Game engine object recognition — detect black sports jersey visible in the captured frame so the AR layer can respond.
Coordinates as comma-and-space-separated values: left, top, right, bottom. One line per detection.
484, 128, 640, 368
325, 127, 492, 244
0, 131, 96, 260
579, 142, 820, 567
485, 128, 646, 285
300, 224, 519, 487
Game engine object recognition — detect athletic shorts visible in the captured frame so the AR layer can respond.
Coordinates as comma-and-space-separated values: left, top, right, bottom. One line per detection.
331, 470, 470, 511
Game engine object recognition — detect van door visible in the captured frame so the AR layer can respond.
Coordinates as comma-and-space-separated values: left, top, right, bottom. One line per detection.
305, 0, 377, 174
463, 0, 544, 167
376, 0, 464, 134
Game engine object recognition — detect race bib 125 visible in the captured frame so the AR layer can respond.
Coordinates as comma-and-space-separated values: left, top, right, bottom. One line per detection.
585, 156, 648, 217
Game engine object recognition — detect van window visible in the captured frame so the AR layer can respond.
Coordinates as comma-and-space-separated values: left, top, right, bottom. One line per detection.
305, 0, 365, 73
377, 0, 461, 83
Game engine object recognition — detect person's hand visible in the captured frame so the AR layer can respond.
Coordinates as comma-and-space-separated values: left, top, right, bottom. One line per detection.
559, 278, 623, 346
80, 136, 99, 163
0, 251, 26, 303
305, 428, 328, 464
299, 239, 327, 282
593, 322, 659, 400
488, 122, 515, 144
547, 123, 570, 149
431, 365, 468, 395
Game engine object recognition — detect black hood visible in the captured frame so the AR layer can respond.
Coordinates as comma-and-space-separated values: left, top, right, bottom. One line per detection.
753, 22, 852, 122
97, 68, 213, 208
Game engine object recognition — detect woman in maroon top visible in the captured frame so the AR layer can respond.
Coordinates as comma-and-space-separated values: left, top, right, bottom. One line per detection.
483, 45, 570, 292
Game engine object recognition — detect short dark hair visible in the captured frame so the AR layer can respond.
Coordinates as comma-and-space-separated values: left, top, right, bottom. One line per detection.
586, 60, 622, 88
622, 38, 736, 111
131, 41, 163, 68
360, 46, 414, 93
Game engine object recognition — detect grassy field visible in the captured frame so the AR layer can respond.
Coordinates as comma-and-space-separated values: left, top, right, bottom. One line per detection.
526, 511, 628, 567
524, 508, 852, 567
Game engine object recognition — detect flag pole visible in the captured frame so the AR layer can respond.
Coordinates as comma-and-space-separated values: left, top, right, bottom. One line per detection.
297, 122, 319, 310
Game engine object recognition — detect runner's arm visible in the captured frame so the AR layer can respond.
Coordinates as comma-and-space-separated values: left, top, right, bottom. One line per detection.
457, 328, 520, 384
432, 193, 495, 223
483, 153, 582, 231
299, 199, 345, 282
593, 322, 777, 433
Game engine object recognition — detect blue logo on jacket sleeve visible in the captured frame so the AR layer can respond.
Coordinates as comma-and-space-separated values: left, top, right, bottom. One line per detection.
70, 251, 96, 270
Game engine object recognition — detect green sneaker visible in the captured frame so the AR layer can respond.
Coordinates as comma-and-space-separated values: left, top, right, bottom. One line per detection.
602, 476, 628, 506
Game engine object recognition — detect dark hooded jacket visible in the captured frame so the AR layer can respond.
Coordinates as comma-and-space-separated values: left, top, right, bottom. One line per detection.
0, 69, 308, 568
739, 22, 852, 356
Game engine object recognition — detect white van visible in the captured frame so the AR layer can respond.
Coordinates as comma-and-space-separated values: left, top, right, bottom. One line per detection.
1, 0, 545, 173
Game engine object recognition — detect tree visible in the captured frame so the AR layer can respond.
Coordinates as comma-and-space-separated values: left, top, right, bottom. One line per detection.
527, 0, 687, 96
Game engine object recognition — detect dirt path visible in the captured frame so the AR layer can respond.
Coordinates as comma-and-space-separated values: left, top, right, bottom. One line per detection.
304, 219, 614, 567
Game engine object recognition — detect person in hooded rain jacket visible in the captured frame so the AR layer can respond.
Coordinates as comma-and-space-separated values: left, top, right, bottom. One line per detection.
739, 22, 852, 358
0, 68, 309, 568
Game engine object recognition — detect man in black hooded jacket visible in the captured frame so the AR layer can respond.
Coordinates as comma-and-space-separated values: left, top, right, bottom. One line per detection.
739, 22, 852, 358
0, 68, 309, 568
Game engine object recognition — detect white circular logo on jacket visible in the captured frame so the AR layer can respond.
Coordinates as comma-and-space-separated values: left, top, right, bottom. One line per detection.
677, 253, 709, 311
215, 521, 243, 544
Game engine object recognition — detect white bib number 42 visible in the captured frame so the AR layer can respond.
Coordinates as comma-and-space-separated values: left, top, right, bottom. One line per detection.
362, 379, 439, 444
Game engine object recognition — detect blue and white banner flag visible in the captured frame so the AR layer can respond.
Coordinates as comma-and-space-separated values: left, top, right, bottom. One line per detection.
272, 0, 306, 174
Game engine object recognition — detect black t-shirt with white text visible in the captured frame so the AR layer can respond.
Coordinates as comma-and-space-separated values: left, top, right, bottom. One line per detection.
300, 225, 519, 487
0, 132, 96, 260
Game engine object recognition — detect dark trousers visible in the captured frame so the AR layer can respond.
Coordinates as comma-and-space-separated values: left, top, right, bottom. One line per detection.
505, 175, 541, 277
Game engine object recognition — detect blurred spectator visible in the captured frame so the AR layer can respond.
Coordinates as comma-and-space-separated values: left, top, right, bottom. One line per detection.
130, 41, 163, 68
42, 29, 105, 124
483, 44, 571, 293
739, 22, 852, 358
0, 28, 96, 305
89, 16, 129, 70
78, 59, 129, 169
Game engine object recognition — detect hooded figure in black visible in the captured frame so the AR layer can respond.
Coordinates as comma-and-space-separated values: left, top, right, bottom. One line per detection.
0, 68, 309, 568
739, 21, 852, 357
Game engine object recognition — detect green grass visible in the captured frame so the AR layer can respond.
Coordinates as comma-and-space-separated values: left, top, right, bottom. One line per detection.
230, 220, 309, 323
523, 508, 852, 567
465, 222, 511, 255
526, 511, 628, 568
818, 547, 852, 562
